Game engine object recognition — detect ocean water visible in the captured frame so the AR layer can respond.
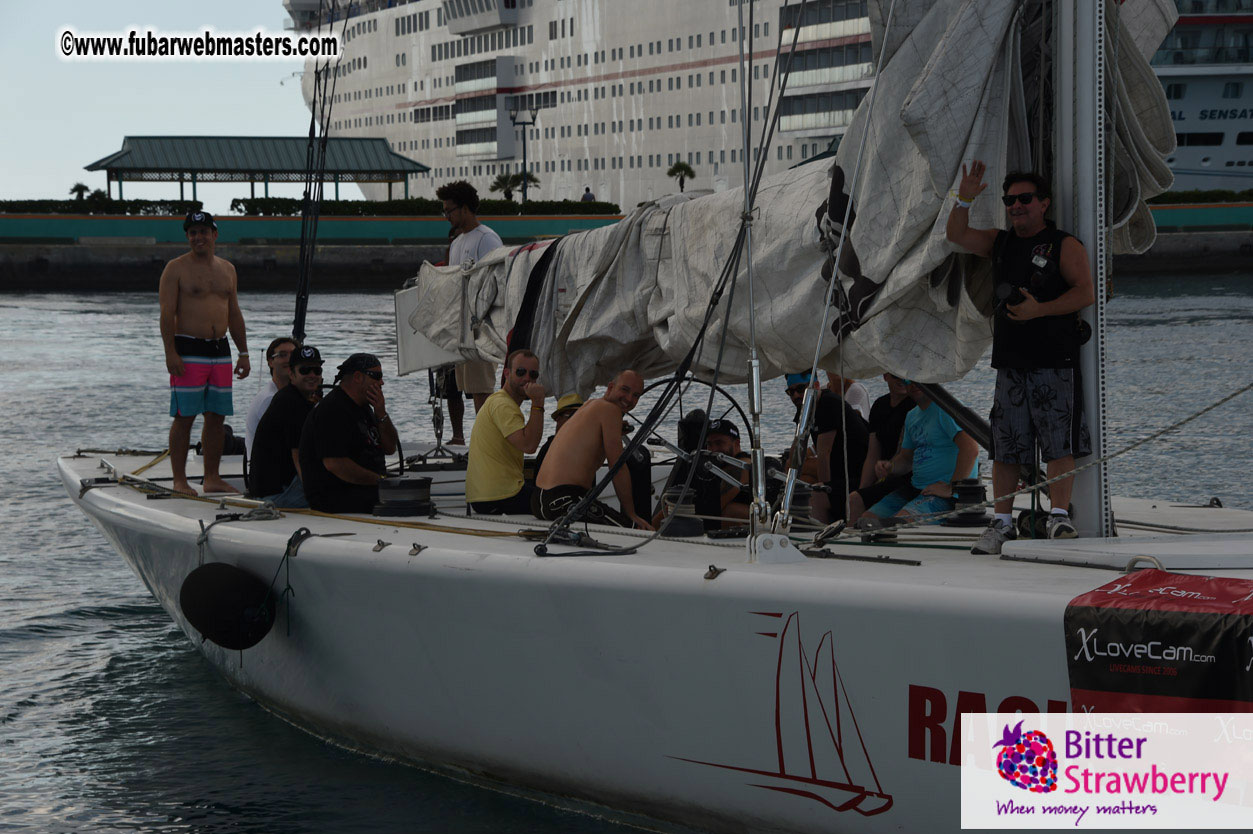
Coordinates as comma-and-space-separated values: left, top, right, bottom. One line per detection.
2, 275, 1251, 832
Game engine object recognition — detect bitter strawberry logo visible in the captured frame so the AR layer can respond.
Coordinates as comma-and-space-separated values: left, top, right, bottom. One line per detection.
993, 720, 1058, 793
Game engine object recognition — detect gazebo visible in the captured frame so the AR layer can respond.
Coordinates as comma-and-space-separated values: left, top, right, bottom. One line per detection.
86, 136, 429, 201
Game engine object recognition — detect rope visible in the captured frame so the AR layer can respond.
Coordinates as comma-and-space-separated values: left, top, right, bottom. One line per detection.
813, 379, 1253, 543
130, 449, 170, 476
195, 504, 284, 566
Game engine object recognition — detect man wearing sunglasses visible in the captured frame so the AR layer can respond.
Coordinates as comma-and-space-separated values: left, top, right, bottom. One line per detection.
299, 353, 399, 514
464, 348, 546, 514
437, 179, 503, 415
249, 344, 324, 508
947, 160, 1096, 554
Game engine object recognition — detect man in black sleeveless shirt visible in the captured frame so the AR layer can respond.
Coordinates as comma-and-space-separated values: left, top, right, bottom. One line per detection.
947, 161, 1095, 554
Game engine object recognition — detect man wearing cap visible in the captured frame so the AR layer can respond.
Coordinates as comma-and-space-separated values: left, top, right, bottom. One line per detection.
244, 336, 299, 459
299, 353, 398, 513
249, 344, 324, 508
465, 349, 547, 514
948, 161, 1095, 553
159, 210, 250, 496
438, 180, 502, 415
705, 419, 752, 526
533, 370, 655, 530
534, 393, 583, 473
784, 371, 869, 524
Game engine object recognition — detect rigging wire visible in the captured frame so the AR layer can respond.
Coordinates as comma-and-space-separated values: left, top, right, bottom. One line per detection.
292, 0, 347, 343
774, 0, 902, 531
539, 2, 810, 554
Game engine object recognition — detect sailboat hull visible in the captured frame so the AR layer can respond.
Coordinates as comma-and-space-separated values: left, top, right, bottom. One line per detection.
59, 455, 1253, 833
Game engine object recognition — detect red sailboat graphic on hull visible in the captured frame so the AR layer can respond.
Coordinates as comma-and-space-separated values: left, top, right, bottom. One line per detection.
673, 611, 893, 817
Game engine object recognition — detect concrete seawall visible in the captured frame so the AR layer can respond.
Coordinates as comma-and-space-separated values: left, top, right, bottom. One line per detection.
0, 243, 445, 292
1, 231, 1249, 292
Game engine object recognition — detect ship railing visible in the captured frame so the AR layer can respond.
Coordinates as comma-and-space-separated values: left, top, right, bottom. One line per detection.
1151, 46, 1252, 66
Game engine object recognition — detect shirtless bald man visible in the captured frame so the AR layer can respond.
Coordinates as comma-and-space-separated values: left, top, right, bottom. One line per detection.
533, 370, 654, 530
159, 211, 250, 495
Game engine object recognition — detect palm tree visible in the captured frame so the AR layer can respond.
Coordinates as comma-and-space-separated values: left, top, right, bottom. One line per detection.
512, 171, 540, 199
489, 172, 516, 202
667, 161, 696, 193
69, 182, 90, 201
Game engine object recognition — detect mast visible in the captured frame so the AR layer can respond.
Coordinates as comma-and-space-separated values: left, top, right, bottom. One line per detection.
1057, 0, 1113, 537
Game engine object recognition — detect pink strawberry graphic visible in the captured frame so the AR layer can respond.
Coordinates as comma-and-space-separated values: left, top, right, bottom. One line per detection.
993, 720, 1058, 793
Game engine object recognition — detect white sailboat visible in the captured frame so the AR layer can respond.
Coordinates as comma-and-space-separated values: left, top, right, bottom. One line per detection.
60, 2, 1253, 832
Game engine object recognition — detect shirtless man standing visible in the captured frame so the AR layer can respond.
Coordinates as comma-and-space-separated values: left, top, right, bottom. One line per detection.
533, 370, 654, 530
159, 211, 250, 495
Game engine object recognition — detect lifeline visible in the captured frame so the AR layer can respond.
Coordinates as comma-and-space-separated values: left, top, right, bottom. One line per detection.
1064, 765, 1228, 801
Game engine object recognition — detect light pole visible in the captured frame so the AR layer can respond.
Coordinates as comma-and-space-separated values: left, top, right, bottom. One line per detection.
508, 105, 540, 202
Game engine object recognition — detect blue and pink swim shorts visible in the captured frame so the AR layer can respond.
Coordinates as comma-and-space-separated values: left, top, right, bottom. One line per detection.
169, 334, 234, 417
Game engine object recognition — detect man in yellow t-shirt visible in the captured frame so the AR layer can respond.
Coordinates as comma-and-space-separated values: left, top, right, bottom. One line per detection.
464, 348, 546, 513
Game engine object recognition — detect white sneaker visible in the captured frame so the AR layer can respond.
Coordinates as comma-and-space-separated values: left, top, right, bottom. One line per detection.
971, 519, 1017, 555
1046, 514, 1077, 539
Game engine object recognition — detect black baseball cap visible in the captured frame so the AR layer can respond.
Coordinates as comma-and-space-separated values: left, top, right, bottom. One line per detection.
183, 210, 217, 231
290, 344, 323, 367
336, 352, 382, 380
707, 418, 740, 441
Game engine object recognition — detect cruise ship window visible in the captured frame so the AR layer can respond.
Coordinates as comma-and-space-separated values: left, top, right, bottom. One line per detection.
630, 45, 635, 58
649, 43, 654, 55
720, 112, 726, 125
1238, 133, 1253, 145
697, 34, 702, 47
687, 152, 693, 164
668, 39, 673, 52
688, 36, 694, 49
720, 150, 726, 163
1224, 82, 1244, 99
709, 111, 715, 123
754, 24, 760, 40
731, 68, 736, 82
721, 30, 726, 44
696, 152, 701, 164
787, 145, 793, 159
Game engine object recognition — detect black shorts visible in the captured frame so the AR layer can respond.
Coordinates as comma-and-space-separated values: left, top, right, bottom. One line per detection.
990, 368, 1091, 464
532, 484, 633, 527
470, 482, 533, 515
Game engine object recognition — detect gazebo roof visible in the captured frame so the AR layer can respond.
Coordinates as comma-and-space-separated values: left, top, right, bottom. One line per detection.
86, 136, 428, 183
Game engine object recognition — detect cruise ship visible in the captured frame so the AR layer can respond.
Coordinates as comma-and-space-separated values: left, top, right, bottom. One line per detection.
286, 0, 1252, 205
285, 0, 873, 207
1153, 0, 1253, 190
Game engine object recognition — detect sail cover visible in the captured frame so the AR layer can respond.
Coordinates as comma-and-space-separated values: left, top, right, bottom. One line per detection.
402, 0, 1176, 395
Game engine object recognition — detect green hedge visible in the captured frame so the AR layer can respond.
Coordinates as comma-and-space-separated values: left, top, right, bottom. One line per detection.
229, 196, 621, 216
0, 198, 203, 215
1147, 189, 1253, 204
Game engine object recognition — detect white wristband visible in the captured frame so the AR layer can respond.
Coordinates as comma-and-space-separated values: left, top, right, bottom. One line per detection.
951, 191, 973, 209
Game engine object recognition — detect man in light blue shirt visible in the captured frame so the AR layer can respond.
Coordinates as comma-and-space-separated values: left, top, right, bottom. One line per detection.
858, 381, 979, 526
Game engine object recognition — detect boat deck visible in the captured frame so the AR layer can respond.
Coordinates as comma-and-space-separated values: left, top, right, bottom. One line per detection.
62, 450, 1253, 598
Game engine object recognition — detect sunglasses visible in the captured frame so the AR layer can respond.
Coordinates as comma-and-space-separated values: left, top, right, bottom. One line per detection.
360, 370, 383, 380
514, 367, 540, 380
1001, 192, 1040, 206
297, 365, 323, 376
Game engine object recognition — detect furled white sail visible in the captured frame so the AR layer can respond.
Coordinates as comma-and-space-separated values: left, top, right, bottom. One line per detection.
401, 0, 1175, 394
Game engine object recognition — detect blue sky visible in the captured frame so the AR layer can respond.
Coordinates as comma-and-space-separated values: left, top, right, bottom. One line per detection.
2, 0, 349, 213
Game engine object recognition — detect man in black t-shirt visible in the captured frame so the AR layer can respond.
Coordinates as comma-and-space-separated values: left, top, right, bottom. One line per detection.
947, 162, 1096, 553
784, 372, 869, 523
299, 353, 400, 514
848, 373, 915, 524
250, 344, 324, 507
